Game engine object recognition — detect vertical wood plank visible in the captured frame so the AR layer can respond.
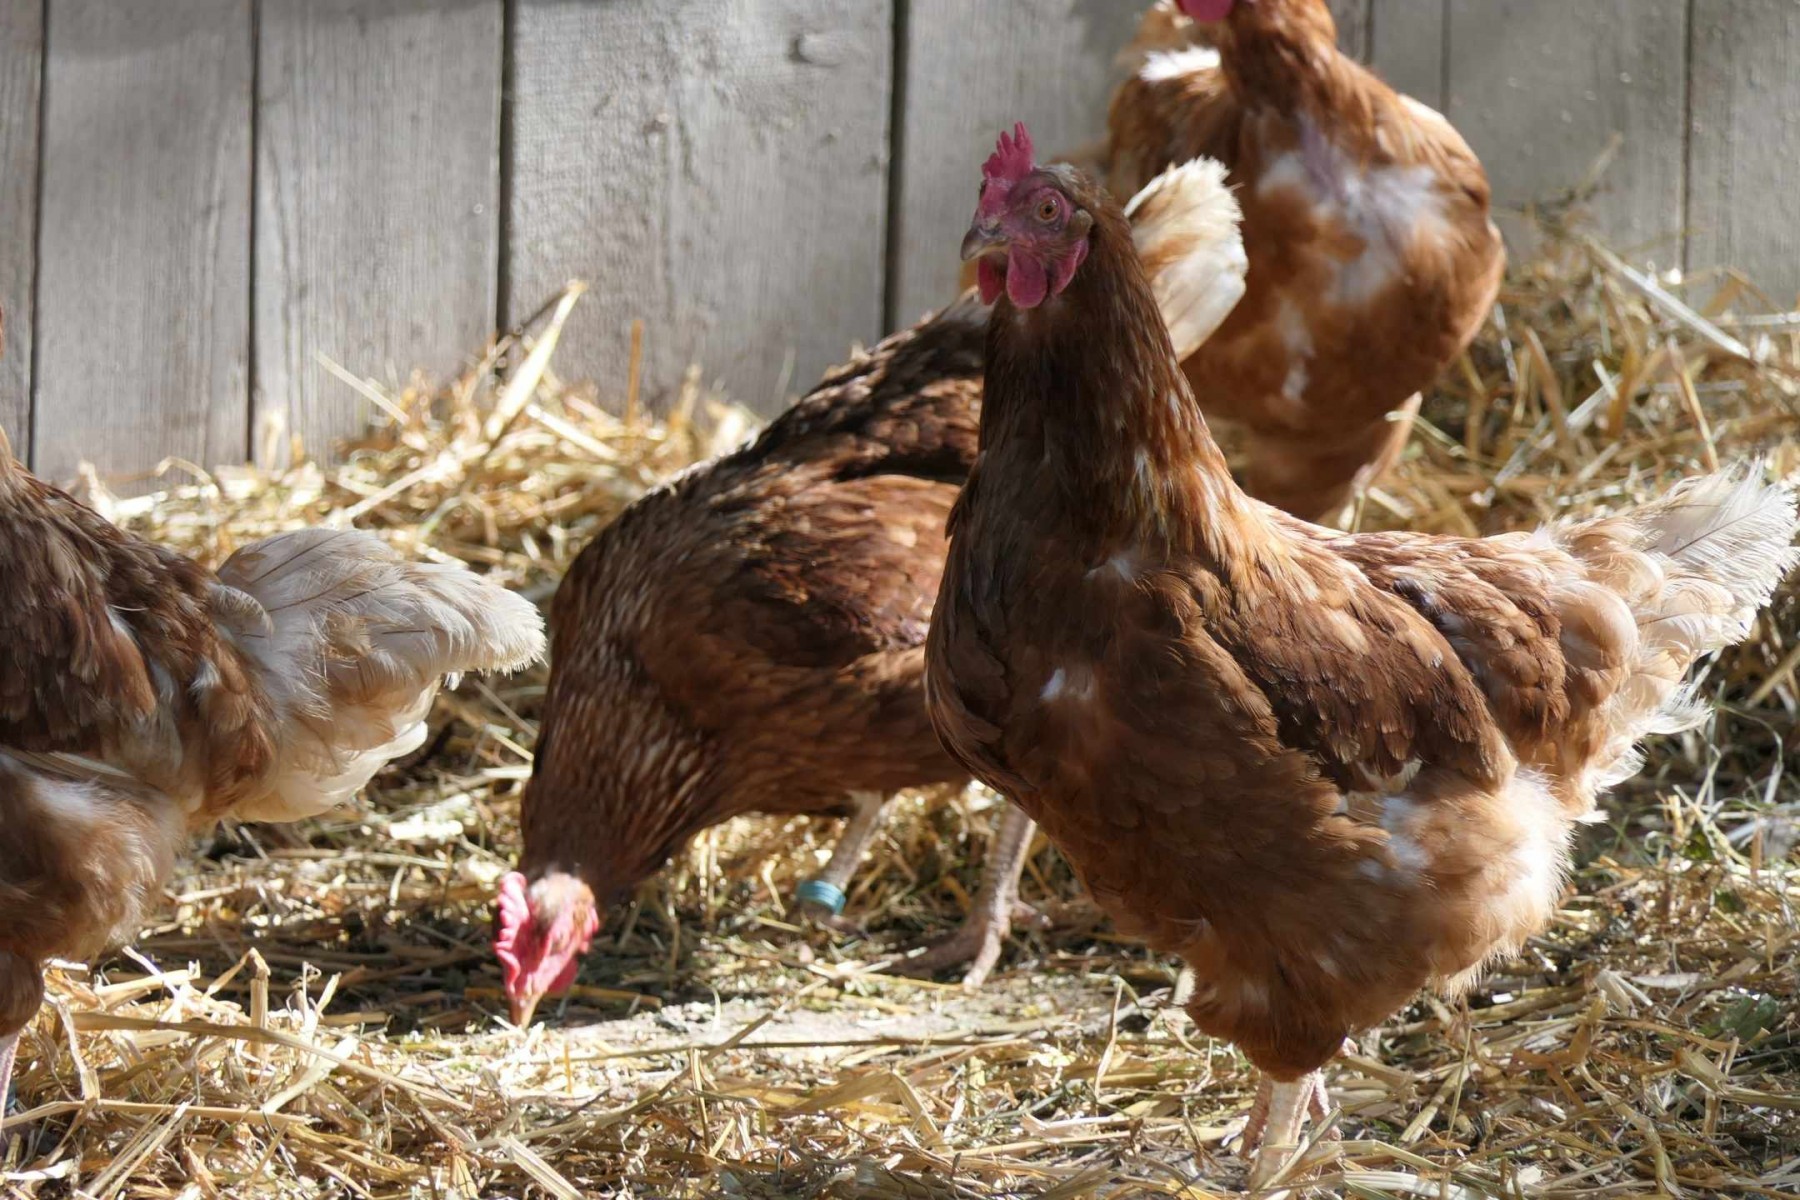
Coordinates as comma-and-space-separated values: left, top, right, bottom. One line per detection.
892, 0, 1143, 328
508, 0, 893, 417
1445, 0, 1688, 254
1327, 0, 1371, 63
0, 0, 40, 454
1370, 0, 1445, 109
256, 0, 502, 465
34, 0, 251, 485
1688, 0, 1800, 305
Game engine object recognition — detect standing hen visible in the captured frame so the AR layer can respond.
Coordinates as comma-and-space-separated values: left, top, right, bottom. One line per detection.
927, 127, 1798, 1187
1103, 0, 1504, 522
0, 422, 546, 1114
495, 159, 1249, 1024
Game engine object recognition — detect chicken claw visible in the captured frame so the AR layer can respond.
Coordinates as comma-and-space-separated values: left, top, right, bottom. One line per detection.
885, 806, 1040, 987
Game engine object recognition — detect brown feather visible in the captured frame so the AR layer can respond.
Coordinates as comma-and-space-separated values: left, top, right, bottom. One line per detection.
925, 167, 1797, 1083
1103, 0, 1505, 521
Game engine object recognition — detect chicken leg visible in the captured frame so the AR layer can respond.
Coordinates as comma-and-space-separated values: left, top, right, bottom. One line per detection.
889, 804, 1042, 987
796, 792, 888, 926
1242, 1072, 1331, 1190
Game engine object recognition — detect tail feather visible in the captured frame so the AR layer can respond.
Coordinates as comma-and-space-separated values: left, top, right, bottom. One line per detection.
1124, 156, 1248, 362
1562, 466, 1798, 792
214, 529, 547, 822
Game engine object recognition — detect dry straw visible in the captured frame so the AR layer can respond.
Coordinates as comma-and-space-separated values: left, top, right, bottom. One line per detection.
3, 220, 1797, 1198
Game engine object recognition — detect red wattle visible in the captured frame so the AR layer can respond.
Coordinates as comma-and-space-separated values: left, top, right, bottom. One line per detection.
977, 258, 1005, 305
1006, 248, 1050, 309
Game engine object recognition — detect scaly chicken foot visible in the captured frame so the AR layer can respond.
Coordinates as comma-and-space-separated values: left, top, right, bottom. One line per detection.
1242, 1072, 1332, 1191
796, 792, 888, 930
886, 805, 1040, 987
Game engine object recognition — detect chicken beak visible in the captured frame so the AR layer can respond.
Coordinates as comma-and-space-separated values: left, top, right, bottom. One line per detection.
960, 220, 1007, 263
509, 990, 542, 1030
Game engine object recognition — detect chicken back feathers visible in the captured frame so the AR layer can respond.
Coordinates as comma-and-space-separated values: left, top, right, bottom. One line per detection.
516, 299, 987, 913
926, 134, 1798, 1081
0, 431, 546, 1036
1104, 0, 1505, 521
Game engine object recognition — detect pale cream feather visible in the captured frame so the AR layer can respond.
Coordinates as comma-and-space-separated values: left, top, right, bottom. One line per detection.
211, 529, 547, 823
1125, 157, 1249, 362
1556, 466, 1799, 797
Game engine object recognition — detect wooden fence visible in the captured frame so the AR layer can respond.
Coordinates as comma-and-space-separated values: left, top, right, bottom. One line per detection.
1, 0, 1796, 483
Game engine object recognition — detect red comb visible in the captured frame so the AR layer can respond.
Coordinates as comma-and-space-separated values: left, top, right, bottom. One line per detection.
983, 122, 1035, 187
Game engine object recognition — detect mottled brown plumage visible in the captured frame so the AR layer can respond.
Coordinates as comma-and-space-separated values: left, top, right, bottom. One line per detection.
524, 298, 985, 896
928, 147, 1797, 1186
0, 423, 545, 1112
498, 158, 1257, 1020
1103, 0, 1504, 521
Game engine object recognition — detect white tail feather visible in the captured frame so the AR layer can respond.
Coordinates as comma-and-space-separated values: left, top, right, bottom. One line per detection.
1125, 157, 1248, 362
1637, 465, 1800, 621
213, 529, 546, 822
1567, 465, 1799, 792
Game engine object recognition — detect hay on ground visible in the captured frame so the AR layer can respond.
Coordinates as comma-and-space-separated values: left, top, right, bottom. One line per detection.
3, 223, 1798, 1199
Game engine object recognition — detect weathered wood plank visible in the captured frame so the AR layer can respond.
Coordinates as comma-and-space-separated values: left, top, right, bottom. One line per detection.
507, 0, 893, 416
891, 0, 1142, 329
1327, 0, 1371, 63
1445, 0, 1688, 254
255, 0, 502, 465
0, 0, 39, 456
1370, 0, 1445, 109
1688, 0, 1800, 305
34, 0, 252, 485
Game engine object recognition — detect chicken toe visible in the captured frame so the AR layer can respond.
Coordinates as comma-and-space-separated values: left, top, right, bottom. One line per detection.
1243, 1072, 1331, 1190
796, 792, 888, 926
887, 806, 1037, 987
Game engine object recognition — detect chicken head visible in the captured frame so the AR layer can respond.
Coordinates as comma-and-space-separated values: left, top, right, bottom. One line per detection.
962, 123, 1093, 309
495, 870, 599, 1028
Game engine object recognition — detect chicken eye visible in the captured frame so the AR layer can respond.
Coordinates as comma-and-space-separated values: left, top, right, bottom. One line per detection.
1036, 197, 1060, 223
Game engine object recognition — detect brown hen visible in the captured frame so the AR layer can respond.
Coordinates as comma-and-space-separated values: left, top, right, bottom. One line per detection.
494, 159, 1250, 1022
1103, 0, 1505, 522
0, 417, 545, 1118
927, 128, 1798, 1188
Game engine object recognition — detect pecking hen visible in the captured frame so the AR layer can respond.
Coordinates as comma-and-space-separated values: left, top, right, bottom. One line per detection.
1101, 0, 1505, 522
0, 413, 546, 1116
494, 158, 1250, 1024
927, 125, 1798, 1188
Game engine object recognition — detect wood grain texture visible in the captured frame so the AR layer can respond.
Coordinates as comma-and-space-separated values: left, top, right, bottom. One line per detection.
891, 0, 1143, 329
1326, 0, 1371, 63
507, 0, 893, 417
34, 0, 252, 486
1370, 0, 1445, 109
1688, 0, 1800, 304
0, 0, 39, 456
1445, 0, 1688, 255
255, 0, 502, 466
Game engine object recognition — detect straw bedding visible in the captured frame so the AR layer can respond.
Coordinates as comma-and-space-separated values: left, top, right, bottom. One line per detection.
2, 226, 1796, 1198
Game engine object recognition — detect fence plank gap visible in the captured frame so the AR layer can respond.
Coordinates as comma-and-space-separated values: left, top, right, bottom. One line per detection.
891, 0, 1142, 332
